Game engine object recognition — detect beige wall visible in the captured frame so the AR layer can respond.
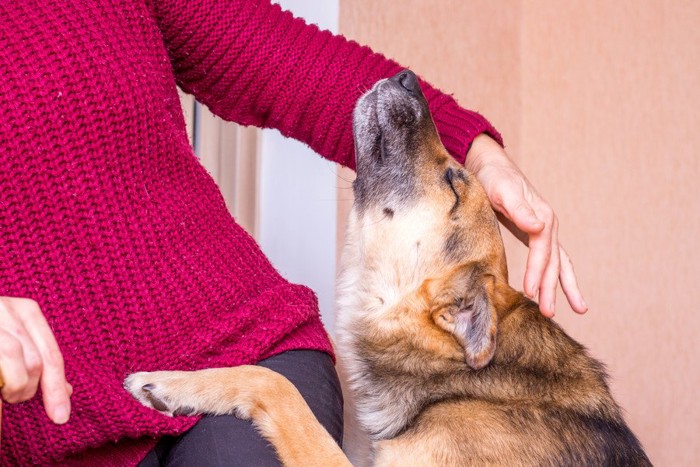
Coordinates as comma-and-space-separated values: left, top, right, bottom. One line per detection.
339, 1, 700, 465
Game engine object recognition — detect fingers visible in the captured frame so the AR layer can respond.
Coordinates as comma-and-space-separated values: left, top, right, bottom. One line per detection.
0, 328, 34, 403
20, 298, 71, 424
535, 216, 560, 317
519, 204, 587, 316
559, 247, 588, 314
0, 297, 71, 424
498, 210, 562, 315
0, 300, 43, 403
533, 241, 588, 316
523, 222, 551, 306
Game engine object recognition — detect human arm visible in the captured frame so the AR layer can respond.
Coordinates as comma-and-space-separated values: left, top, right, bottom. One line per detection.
150, 0, 501, 168
0, 297, 71, 424
151, 0, 584, 315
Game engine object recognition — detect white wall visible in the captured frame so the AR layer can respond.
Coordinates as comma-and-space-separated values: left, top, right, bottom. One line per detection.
258, 1, 340, 333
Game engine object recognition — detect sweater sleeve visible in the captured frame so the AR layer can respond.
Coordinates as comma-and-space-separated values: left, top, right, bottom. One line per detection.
151, 0, 502, 169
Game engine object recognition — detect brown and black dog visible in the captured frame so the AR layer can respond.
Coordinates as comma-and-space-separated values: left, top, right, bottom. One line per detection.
125, 70, 651, 466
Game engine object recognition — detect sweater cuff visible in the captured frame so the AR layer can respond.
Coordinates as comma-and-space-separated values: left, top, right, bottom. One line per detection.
430, 100, 504, 165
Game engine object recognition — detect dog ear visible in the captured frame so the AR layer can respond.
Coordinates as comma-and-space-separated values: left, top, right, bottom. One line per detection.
428, 264, 498, 369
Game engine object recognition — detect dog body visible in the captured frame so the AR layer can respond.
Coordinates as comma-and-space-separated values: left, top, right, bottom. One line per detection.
126, 71, 650, 466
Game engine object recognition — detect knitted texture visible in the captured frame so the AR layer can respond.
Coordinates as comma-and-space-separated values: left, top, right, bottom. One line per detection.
0, 0, 501, 464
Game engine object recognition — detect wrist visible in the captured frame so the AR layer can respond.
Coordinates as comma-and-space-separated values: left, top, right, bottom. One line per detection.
464, 134, 504, 173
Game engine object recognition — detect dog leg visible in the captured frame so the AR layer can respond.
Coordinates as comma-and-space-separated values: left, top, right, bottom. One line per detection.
124, 366, 350, 467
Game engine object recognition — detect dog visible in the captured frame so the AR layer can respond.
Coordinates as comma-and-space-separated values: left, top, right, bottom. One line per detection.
125, 70, 651, 466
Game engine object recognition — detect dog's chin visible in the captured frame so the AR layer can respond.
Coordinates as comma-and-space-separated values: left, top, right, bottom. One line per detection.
353, 92, 381, 174
353, 87, 378, 129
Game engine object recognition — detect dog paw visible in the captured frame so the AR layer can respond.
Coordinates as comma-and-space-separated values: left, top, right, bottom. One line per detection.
124, 371, 198, 417
124, 366, 288, 419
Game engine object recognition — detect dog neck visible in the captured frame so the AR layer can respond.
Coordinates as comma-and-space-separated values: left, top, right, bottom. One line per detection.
337, 278, 620, 441
487, 286, 621, 418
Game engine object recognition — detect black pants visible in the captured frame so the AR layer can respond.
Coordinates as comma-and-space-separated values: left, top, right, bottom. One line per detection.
138, 350, 343, 466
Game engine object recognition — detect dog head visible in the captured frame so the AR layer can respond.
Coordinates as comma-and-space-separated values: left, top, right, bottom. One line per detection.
346, 70, 509, 370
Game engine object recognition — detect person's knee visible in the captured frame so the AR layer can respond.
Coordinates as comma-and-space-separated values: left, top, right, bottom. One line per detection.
258, 350, 344, 445
164, 415, 281, 467
146, 350, 344, 466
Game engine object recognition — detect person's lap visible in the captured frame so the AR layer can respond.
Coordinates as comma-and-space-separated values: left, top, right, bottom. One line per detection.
138, 350, 343, 467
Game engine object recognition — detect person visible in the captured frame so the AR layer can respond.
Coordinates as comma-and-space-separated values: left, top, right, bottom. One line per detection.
0, 0, 587, 464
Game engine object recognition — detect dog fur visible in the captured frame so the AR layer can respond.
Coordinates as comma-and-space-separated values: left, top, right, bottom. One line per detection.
125, 70, 651, 466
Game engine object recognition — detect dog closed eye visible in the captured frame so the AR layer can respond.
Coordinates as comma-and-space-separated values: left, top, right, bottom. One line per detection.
444, 168, 461, 212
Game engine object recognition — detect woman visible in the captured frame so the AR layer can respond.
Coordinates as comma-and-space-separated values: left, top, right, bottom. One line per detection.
0, 0, 586, 464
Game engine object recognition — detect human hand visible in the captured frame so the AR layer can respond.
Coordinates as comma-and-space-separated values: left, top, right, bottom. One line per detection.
0, 297, 72, 424
464, 135, 588, 317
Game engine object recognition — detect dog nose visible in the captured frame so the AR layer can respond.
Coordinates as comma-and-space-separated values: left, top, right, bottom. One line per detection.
391, 70, 420, 94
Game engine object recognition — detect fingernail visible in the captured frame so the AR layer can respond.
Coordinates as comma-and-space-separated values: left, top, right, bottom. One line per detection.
53, 404, 70, 424
530, 286, 539, 298
580, 298, 588, 310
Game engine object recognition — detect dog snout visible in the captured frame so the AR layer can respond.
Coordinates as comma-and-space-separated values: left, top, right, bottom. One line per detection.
390, 70, 421, 95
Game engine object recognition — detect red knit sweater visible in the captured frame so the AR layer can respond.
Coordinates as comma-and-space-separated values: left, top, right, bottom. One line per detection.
0, 0, 501, 464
